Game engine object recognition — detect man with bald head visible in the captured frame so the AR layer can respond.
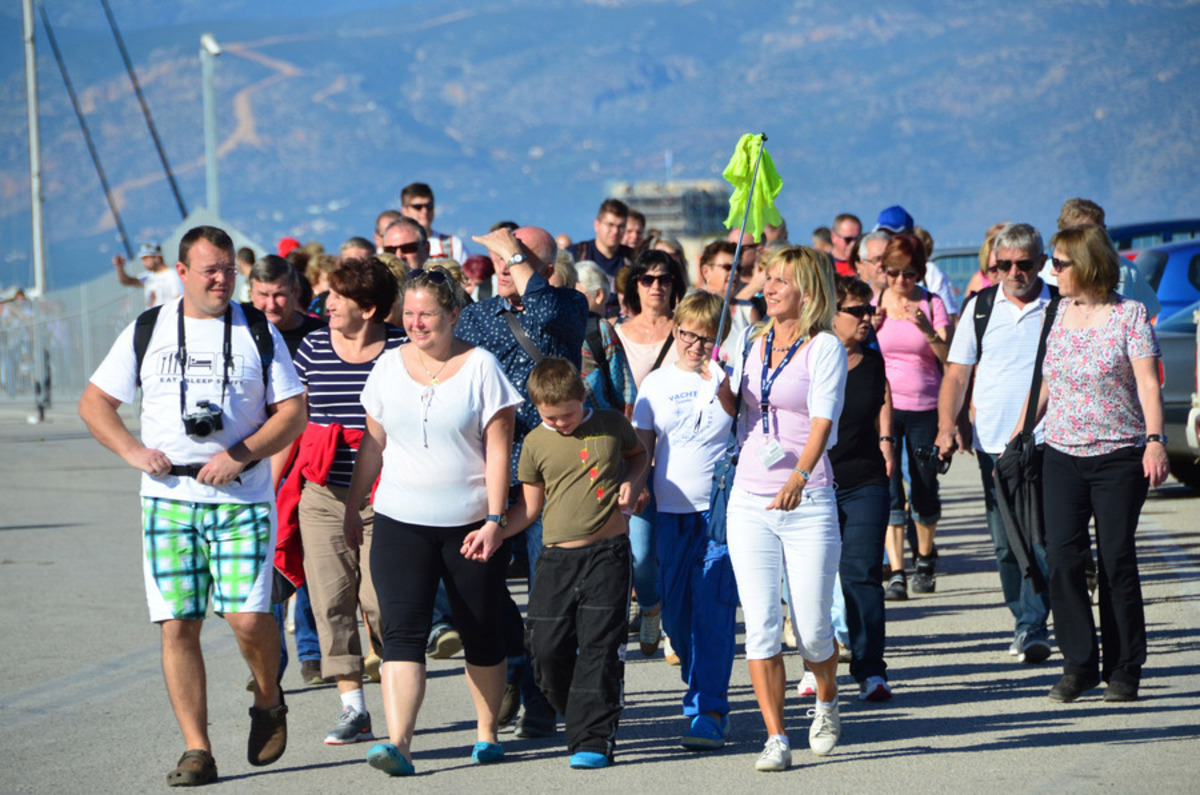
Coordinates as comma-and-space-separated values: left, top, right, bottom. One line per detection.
457, 225, 588, 738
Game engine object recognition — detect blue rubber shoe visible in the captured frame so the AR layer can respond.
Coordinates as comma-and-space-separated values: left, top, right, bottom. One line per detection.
472, 741, 504, 764
366, 743, 414, 777
680, 713, 730, 750
568, 751, 610, 769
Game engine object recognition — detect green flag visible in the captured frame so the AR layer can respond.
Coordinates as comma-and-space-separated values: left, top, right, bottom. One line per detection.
722, 134, 783, 242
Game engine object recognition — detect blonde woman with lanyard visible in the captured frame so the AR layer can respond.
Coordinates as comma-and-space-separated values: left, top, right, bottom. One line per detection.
725, 246, 848, 772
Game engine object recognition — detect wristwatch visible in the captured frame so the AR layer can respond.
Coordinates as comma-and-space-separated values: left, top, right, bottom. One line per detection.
793, 467, 811, 481
486, 513, 508, 527
507, 253, 527, 267
1146, 434, 1167, 445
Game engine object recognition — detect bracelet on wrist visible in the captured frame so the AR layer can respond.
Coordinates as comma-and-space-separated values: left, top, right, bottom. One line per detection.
879, 436, 896, 444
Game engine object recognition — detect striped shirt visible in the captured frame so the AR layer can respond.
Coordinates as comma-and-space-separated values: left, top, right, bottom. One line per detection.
295, 324, 406, 486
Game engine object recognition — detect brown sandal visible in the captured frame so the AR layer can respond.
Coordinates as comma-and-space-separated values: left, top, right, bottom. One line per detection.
166, 749, 218, 787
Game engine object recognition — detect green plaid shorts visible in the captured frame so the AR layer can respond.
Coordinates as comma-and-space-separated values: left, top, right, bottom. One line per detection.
141, 497, 274, 621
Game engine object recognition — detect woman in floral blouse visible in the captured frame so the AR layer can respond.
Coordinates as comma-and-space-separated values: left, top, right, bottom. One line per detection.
1022, 223, 1167, 705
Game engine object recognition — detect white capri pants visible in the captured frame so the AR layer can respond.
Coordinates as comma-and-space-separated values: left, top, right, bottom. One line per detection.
726, 484, 841, 662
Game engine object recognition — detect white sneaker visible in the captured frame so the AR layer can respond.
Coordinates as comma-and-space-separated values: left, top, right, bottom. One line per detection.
797, 671, 817, 697
858, 676, 892, 702
754, 736, 791, 772
808, 703, 841, 756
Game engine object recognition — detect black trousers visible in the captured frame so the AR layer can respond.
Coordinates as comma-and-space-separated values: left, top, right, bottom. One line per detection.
1042, 446, 1148, 685
526, 535, 631, 759
371, 513, 510, 666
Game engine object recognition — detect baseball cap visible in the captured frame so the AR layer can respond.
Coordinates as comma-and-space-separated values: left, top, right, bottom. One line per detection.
138, 242, 162, 258
872, 206, 914, 234
277, 237, 301, 257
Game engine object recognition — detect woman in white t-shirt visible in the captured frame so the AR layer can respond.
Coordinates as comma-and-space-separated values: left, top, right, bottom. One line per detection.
631, 290, 737, 751
343, 266, 522, 777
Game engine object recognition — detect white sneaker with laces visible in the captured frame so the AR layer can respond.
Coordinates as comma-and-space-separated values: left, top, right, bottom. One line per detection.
808, 703, 841, 756
797, 671, 817, 697
754, 736, 791, 772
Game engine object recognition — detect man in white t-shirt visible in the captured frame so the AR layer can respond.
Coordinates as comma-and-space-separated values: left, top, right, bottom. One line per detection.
79, 225, 307, 786
934, 222, 1053, 666
113, 242, 184, 309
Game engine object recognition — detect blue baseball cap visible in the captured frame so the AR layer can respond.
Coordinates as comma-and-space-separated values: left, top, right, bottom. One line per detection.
872, 206, 914, 234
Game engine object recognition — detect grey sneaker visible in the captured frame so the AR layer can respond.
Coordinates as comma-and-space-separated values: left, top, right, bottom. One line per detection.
639, 608, 662, 656
754, 736, 791, 772
323, 707, 373, 745
808, 704, 841, 756
1017, 634, 1052, 665
884, 571, 908, 601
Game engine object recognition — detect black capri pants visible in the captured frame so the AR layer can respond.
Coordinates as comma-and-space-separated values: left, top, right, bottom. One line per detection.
371, 513, 509, 667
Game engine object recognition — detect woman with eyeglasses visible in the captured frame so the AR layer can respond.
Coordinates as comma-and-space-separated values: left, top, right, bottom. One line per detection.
631, 290, 738, 749
725, 246, 848, 771
287, 258, 404, 745
614, 250, 688, 657
875, 233, 951, 600
1020, 224, 1165, 704
827, 276, 895, 702
344, 265, 522, 774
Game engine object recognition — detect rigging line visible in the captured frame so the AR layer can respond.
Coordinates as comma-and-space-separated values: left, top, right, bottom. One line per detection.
36, 0, 133, 259
99, 0, 188, 219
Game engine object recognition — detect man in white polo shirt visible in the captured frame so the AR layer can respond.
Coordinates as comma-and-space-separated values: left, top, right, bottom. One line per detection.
934, 222, 1055, 665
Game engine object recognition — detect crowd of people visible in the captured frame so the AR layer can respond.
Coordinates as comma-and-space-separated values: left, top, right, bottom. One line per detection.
78, 186, 1167, 785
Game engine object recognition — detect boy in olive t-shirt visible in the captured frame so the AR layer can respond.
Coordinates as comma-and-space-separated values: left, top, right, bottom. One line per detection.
505, 357, 648, 769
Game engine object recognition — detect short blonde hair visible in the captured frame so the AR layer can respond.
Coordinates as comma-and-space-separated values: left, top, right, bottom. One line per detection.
1050, 224, 1119, 298
305, 253, 337, 286
977, 222, 1008, 275
674, 290, 730, 342
753, 246, 836, 341
527, 357, 586, 406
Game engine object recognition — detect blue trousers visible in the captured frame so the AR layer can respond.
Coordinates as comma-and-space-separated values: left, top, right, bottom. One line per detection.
656, 511, 738, 717
977, 452, 1051, 640
628, 492, 661, 608
836, 481, 890, 683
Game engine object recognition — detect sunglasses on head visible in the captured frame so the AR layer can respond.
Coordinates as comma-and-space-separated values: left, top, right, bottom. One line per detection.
638, 273, 673, 287
408, 268, 449, 285
384, 241, 423, 255
995, 258, 1038, 273
838, 304, 875, 319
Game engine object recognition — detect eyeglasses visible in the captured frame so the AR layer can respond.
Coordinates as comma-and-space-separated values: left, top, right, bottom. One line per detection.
405, 201, 434, 212
859, 256, 883, 267
638, 273, 674, 287
676, 328, 718, 348
188, 265, 237, 280
384, 241, 423, 255
886, 268, 917, 280
408, 268, 449, 285
709, 262, 734, 272
995, 258, 1038, 273
1051, 257, 1074, 274
838, 304, 875, 319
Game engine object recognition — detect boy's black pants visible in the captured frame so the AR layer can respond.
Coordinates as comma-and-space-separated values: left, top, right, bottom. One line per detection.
526, 535, 631, 759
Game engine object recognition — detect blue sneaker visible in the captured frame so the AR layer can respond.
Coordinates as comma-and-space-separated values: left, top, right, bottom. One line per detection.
366, 743, 414, 777
471, 741, 504, 764
568, 751, 610, 769
680, 713, 730, 750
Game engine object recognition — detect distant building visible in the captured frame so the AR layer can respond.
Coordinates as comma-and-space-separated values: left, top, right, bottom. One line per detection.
610, 180, 729, 239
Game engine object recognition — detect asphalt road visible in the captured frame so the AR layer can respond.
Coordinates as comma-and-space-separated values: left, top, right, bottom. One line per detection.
2, 403, 1199, 793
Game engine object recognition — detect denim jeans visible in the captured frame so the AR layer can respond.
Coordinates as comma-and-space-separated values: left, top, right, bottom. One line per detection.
888, 408, 941, 526
836, 481, 890, 682
628, 491, 661, 609
977, 452, 1050, 640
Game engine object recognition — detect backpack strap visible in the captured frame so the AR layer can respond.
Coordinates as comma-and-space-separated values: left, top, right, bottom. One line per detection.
133, 305, 164, 388
585, 318, 622, 411
133, 303, 274, 389
972, 283, 1000, 356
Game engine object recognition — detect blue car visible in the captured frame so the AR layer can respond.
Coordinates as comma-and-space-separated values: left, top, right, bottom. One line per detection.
1133, 239, 1200, 323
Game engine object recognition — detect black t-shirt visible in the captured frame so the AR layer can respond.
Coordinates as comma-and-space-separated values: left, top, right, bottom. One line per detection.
279, 313, 327, 358
572, 240, 633, 279
828, 347, 888, 488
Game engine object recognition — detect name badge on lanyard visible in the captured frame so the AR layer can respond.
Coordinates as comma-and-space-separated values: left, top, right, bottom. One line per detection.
756, 327, 804, 468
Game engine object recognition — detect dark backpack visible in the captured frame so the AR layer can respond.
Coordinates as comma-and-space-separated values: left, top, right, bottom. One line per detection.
133, 304, 274, 388
971, 283, 1060, 354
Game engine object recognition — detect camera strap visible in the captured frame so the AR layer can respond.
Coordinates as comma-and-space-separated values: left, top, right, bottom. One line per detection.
177, 304, 233, 417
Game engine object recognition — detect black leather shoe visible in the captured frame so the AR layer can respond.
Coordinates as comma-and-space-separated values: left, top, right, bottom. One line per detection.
1048, 674, 1101, 702
1103, 680, 1139, 702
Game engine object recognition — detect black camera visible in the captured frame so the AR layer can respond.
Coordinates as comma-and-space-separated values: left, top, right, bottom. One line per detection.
183, 400, 224, 438
915, 444, 952, 475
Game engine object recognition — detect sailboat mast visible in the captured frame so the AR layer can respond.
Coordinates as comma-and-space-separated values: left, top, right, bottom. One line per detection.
23, 0, 46, 297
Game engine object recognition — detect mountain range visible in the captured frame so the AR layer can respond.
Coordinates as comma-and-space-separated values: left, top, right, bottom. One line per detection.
2, 0, 1198, 291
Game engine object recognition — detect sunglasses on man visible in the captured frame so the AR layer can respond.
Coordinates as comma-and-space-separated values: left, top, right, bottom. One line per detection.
995, 258, 1038, 273
384, 241, 424, 255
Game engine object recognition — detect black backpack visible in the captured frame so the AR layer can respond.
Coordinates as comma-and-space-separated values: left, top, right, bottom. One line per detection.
971, 283, 1060, 354
133, 303, 274, 388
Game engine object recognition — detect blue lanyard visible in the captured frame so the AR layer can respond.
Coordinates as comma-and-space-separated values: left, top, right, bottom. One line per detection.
759, 327, 804, 434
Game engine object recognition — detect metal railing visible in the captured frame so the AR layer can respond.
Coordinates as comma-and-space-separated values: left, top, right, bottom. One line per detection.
1, 272, 145, 405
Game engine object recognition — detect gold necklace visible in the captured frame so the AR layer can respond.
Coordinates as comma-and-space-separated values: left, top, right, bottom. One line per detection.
417, 349, 451, 385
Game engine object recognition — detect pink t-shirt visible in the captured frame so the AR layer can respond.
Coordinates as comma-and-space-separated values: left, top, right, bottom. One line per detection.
733, 331, 847, 496
875, 291, 949, 411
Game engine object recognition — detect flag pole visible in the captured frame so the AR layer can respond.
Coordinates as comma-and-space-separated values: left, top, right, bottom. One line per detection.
715, 132, 767, 351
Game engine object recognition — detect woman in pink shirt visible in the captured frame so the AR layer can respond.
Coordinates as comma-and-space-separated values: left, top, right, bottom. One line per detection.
875, 234, 951, 599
